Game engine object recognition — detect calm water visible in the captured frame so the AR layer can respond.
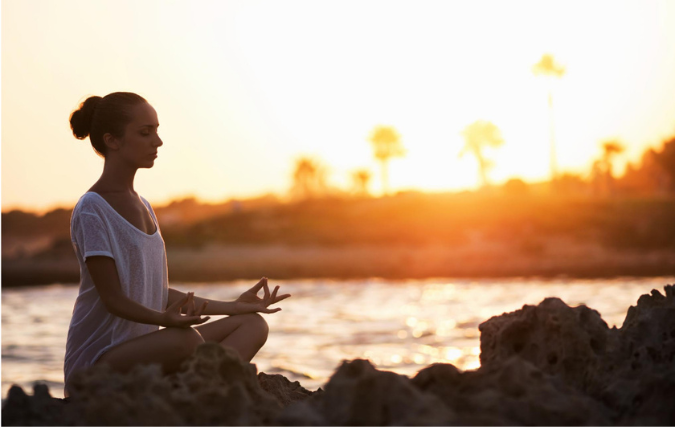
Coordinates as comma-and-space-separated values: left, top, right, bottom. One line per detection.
2, 277, 673, 399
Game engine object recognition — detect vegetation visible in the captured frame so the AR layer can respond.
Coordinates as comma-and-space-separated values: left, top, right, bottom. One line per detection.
532, 53, 566, 180
459, 121, 504, 187
3, 135, 675, 286
368, 126, 405, 195
290, 157, 327, 200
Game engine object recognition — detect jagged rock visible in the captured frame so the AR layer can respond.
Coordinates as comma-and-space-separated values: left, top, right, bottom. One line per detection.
412, 358, 612, 425
279, 359, 454, 425
478, 296, 614, 391
619, 286, 675, 363
3, 285, 675, 425
3, 343, 284, 426
1, 383, 69, 426
601, 285, 675, 425
478, 284, 675, 425
257, 372, 319, 408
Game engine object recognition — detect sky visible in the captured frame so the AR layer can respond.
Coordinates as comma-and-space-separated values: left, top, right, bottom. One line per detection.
2, 0, 675, 212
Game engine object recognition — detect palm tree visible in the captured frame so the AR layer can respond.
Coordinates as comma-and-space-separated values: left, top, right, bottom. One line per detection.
602, 140, 625, 177
368, 126, 405, 195
532, 53, 566, 181
459, 120, 504, 187
601, 139, 625, 194
350, 168, 372, 196
291, 156, 326, 200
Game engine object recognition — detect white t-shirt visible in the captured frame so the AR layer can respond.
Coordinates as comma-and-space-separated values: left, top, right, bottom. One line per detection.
64, 192, 169, 393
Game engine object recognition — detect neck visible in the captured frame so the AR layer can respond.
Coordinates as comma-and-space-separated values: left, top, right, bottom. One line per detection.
94, 158, 139, 194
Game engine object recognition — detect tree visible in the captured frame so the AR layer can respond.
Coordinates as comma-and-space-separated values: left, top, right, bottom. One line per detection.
290, 157, 326, 200
350, 169, 372, 196
532, 53, 566, 181
601, 139, 625, 180
368, 126, 405, 195
592, 139, 625, 195
652, 136, 675, 192
459, 120, 504, 187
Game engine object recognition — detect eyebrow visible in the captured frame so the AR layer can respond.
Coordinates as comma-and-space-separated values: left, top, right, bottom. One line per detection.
138, 123, 160, 129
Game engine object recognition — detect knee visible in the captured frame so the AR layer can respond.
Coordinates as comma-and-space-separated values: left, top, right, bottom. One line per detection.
240, 313, 269, 345
185, 327, 206, 351
169, 327, 205, 358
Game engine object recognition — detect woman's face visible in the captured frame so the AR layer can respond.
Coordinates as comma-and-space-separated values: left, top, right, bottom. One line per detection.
114, 102, 163, 168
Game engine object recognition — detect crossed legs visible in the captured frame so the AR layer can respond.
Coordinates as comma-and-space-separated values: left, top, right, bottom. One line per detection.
91, 313, 269, 377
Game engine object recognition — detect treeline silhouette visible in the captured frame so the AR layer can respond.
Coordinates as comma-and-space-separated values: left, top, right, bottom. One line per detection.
3, 135, 675, 286
160, 191, 675, 250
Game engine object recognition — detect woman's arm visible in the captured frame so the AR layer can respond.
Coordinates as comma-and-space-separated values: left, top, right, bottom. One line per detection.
168, 278, 291, 316
168, 288, 238, 316
87, 256, 209, 327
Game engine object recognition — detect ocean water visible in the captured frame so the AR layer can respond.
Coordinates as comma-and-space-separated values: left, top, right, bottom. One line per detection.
2, 277, 672, 400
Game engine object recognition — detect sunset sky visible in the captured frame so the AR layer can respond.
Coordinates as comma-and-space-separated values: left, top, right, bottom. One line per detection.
2, 0, 675, 212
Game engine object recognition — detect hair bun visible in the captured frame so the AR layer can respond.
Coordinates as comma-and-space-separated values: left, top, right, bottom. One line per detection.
69, 96, 103, 139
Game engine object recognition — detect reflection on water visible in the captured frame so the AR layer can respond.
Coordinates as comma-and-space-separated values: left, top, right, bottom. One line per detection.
2, 277, 671, 399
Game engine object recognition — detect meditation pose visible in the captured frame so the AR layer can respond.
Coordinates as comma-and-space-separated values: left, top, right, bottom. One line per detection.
63, 92, 289, 397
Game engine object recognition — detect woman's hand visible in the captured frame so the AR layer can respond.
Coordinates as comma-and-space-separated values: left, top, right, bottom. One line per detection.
160, 292, 210, 328
235, 277, 290, 315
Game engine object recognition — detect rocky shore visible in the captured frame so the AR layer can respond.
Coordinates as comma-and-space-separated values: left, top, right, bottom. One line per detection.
3, 285, 674, 425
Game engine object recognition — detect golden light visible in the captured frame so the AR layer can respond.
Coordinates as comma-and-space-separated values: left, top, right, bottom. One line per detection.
3, 0, 675, 211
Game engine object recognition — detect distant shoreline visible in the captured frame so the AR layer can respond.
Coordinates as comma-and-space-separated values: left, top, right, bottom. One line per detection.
3, 243, 674, 287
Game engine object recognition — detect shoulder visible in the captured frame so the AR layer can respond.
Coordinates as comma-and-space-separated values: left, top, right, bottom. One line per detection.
73, 192, 107, 219
140, 196, 156, 213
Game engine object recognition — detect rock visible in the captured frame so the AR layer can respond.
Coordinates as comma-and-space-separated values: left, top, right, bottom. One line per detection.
601, 285, 675, 425
619, 287, 675, 364
279, 359, 453, 425
257, 372, 319, 408
478, 284, 675, 425
3, 285, 675, 425
1, 383, 70, 426
3, 343, 284, 426
478, 296, 614, 391
412, 358, 612, 425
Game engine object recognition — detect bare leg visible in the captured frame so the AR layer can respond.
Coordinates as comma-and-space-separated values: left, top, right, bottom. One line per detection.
93, 326, 205, 375
194, 313, 269, 362
63, 327, 206, 398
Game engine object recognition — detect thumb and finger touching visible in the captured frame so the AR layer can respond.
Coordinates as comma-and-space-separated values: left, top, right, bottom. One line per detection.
250, 277, 267, 294
186, 293, 194, 316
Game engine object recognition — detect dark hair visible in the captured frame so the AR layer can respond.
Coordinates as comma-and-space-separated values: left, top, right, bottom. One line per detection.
69, 92, 147, 157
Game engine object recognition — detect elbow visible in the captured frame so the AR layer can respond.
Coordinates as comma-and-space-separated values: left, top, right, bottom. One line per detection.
101, 293, 126, 317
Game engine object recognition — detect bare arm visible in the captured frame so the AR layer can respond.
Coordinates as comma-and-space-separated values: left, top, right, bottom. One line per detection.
87, 256, 209, 327
168, 287, 238, 316
168, 278, 291, 316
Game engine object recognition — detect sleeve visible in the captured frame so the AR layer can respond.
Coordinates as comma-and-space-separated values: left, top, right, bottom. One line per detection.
72, 212, 114, 261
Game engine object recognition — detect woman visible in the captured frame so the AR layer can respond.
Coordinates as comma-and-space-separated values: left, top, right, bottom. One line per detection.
64, 92, 289, 397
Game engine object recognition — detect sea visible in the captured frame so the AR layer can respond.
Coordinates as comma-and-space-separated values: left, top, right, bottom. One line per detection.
2, 277, 673, 400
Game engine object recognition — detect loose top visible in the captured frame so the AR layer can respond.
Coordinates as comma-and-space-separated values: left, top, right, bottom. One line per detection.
64, 192, 168, 393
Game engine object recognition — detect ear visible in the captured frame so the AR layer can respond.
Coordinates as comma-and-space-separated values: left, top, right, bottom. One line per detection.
103, 133, 121, 151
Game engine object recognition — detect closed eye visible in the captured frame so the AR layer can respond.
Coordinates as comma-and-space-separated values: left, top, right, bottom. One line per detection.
139, 124, 159, 135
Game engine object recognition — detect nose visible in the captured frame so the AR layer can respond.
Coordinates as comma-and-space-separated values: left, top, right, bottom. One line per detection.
155, 135, 163, 147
